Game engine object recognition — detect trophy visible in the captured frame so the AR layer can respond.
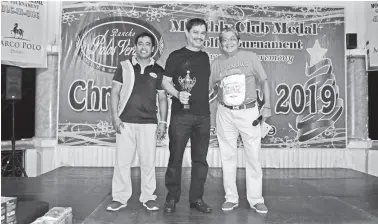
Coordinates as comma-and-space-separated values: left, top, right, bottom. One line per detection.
178, 70, 196, 110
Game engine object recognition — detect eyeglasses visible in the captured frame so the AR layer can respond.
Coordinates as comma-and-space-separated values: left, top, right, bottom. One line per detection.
222, 38, 238, 43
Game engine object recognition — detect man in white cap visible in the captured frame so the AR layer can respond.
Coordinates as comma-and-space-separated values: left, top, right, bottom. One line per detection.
209, 27, 272, 213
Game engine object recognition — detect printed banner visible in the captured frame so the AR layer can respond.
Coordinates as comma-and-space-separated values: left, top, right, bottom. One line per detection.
1, 1, 48, 68
366, 2, 378, 71
59, 2, 346, 148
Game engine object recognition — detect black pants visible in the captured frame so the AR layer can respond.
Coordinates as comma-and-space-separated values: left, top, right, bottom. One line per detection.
165, 112, 210, 203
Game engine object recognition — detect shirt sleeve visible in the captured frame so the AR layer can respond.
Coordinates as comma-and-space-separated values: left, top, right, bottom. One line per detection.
251, 53, 267, 81
209, 59, 219, 90
163, 54, 175, 78
209, 59, 219, 128
112, 64, 123, 84
156, 67, 164, 91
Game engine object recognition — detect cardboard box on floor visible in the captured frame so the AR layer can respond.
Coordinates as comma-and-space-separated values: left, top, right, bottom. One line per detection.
1, 196, 17, 224
31, 207, 72, 224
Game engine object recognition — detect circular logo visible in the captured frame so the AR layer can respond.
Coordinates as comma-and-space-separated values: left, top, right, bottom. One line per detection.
76, 16, 163, 73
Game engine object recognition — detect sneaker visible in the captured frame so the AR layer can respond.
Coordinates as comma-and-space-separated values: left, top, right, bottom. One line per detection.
106, 201, 126, 211
143, 200, 160, 211
222, 201, 239, 211
251, 203, 268, 214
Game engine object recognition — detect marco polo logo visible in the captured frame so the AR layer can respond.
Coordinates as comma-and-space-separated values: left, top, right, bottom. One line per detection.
2, 23, 42, 53
76, 16, 163, 74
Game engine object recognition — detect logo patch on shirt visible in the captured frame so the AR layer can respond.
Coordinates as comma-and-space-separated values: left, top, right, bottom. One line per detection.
149, 72, 157, 78
220, 71, 246, 106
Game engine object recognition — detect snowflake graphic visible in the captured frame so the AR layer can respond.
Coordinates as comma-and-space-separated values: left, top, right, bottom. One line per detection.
111, 7, 142, 18
145, 7, 167, 22
304, 6, 319, 13
334, 19, 342, 25
193, 4, 212, 14
194, 5, 245, 21
62, 13, 79, 26
243, 5, 262, 14
281, 14, 296, 23
227, 6, 245, 20
96, 120, 113, 137
126, 8, 141, 18
165, 3, 178, 10
100, 6, 113, 14
254, 5, 270, 14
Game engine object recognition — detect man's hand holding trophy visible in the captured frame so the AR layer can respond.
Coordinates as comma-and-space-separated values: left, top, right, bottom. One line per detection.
178, 70, 196, 110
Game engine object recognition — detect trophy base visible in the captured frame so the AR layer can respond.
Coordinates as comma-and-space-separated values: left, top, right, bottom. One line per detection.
181, 104, 190, 110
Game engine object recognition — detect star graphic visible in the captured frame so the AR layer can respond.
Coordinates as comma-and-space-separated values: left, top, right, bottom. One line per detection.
335, 19, 342, 25
306, 39, 328, 66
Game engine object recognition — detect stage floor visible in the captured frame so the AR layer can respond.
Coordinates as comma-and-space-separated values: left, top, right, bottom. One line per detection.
2, 167, 378, 224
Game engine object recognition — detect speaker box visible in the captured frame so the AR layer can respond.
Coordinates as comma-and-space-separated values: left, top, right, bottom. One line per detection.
347, 33, 357, 49
1, 150, 25, 177
5, 66, 22, 100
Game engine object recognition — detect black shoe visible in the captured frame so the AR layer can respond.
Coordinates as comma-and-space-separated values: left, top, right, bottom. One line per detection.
164, 200, 176, 213
190, 200, 212, 213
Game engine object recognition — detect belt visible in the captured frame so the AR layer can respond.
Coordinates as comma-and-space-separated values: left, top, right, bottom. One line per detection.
220, 100, 256, 110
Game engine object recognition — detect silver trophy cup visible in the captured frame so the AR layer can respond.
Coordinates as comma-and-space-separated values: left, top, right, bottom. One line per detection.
178, 70, 196, 110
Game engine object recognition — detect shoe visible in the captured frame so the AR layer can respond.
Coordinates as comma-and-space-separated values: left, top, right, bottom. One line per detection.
251, 203, 268, 214
143, 200, 159, 211
106, 201, 126, 211
164, 200, 176, 213
222, 201, 239, 211
190, 199, 212, 213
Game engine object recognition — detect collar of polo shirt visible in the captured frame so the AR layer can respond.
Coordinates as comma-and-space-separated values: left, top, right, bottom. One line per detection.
131, 56, 155, 66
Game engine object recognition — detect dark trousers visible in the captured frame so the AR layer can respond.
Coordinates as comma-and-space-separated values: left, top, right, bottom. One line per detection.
165, 112, 210, 203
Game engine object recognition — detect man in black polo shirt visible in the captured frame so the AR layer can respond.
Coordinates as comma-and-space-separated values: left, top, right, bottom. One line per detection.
107, 32, 168, 212
162, 18, 212, 213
